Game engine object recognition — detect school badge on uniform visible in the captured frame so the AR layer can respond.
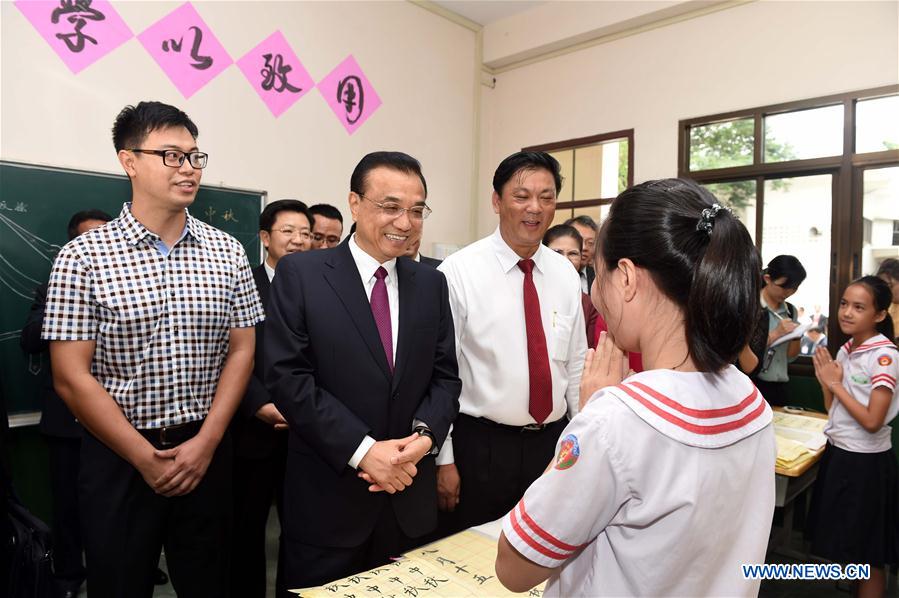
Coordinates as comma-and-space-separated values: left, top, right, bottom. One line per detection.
879, 354, 893, 367
554, 434, 580, 470
851, 374, 870, 385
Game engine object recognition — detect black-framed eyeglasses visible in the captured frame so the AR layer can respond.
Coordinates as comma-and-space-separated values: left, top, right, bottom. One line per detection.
358, 193, 431, 221
130, 149, 208, 169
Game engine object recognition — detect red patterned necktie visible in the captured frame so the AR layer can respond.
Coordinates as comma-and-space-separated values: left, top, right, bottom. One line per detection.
371, 266, 394, 372
517, 259, 552, 423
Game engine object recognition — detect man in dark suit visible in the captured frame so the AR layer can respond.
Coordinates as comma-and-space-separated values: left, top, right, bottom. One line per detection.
404, 236, 442, 268
565, 215, 597, 293
265, 152, 461, 594
20, 210, 111, 597
230, 199, 313, 598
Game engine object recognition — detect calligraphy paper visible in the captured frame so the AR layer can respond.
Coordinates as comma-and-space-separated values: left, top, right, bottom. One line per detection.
137, 2, 232, 99
15, 0, 133, 74
293, 530, 544, 597
317, 54, 381, 135
236, 30, 314, 118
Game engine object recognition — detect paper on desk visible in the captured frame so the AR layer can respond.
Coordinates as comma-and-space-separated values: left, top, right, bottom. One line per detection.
293, 529, 544, 597
769, 321, 814, 348
773, 412, 827, 452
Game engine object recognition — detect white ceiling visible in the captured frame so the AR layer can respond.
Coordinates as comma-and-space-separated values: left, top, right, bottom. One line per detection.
431, 1, 547, 25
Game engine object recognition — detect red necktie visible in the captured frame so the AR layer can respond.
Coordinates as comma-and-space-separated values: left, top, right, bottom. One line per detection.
518, 259, 552, 423
371, 266, 394, 372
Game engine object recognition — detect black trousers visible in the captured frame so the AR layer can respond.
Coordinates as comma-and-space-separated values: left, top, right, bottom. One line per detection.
230, 441, 286, 598
79, 429, 233, 598
439, 414, 567, 536
46, 435, 85, 588
276, 502, 413, 597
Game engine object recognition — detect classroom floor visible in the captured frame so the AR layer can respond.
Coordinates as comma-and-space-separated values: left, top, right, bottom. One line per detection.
72, 510, 897, 597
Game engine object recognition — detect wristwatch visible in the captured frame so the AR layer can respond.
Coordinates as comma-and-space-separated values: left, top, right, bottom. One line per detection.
413, 426, 439, 456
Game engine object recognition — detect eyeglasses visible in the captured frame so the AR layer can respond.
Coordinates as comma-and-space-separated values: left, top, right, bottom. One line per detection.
358, 194, 431, 221
130, 149, 208, 169
272, 227, 311, 241
312, 232, 341, 245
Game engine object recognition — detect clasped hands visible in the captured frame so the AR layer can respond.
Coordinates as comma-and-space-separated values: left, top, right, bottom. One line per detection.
357, 433, 433, 494
579, 331, 631, 410
812, 345, 843, 392
137, 432, 217, 498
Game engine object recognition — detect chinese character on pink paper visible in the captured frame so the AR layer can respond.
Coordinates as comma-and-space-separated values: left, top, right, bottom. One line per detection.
236, 30, 314, 118
317, 55, 382, 135
15, 0, 133, 74
137, 2, 231, 99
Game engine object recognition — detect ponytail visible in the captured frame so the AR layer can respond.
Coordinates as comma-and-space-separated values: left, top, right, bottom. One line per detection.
688, 207, 761, 371
599, 178, 761, 372
852, 275, 897, 345
882, 313, 896, 344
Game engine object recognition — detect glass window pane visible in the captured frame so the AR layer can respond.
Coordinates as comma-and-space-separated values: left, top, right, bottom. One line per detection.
571, 204, 609, 227
573, 145, 602, 201
615, 139, 629, 194
551, 205, 574, 229
861, 166, 899, 277
764, 105, 843, 162
856, 96, 899, 154
703, 180, 757, 243
549, 149, 573, 203
762, 174, 832, 329
689, 118, 754, 171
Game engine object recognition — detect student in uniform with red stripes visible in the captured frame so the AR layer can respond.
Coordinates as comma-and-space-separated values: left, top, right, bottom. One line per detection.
808, 275, 899, 598
495, 179, 776, 597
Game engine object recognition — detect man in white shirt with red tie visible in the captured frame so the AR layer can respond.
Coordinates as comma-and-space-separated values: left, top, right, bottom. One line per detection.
436, 151, 586, 533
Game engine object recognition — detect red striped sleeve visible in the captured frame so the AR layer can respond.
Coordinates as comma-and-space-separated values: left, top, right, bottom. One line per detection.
518, 500, 585, 553
508, 503, 573, 561
872, 374, 896, 388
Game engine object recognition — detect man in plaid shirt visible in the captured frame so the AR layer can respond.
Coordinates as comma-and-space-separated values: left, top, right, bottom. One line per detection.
43, 101, 263, 597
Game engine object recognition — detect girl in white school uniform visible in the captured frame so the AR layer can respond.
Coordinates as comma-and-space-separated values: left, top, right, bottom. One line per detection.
807, 275, 899, 598
495, 179, 776, 597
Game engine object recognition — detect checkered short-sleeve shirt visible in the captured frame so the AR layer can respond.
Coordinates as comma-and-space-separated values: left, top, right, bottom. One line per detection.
42, 204, 264, 429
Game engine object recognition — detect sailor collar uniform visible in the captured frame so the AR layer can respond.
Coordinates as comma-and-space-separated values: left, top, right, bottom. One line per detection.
502, 366, 776, 597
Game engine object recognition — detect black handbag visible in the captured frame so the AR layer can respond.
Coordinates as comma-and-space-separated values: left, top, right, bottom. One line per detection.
5, 481, 55, 598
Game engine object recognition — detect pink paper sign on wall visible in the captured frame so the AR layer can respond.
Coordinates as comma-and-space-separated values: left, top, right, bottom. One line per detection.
317, 55, 382, 135
236, 30, 315, 118
15, 0, 133, 74
137, 2, 231, 99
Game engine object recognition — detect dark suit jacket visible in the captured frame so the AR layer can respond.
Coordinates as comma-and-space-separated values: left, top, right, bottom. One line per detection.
232, 265, 287, 459
265, 241, 461, 547
20, 283, 80, 438
585, 265, 596, 292
419, 255, 442, 268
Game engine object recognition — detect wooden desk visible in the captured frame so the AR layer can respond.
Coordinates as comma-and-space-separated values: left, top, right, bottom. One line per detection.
770, 408, 827, 552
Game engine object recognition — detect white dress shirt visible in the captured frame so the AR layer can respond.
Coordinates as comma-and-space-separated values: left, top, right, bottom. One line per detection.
264, 259, 276, 282
436, 228, 586, 465
347, 234, 400, 468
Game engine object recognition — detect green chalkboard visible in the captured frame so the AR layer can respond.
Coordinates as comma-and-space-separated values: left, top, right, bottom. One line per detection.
0, 160, 265, 419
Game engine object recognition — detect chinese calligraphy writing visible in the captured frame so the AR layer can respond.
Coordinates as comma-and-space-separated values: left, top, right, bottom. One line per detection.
260, 53, 302, 93
336, 75, 364, 125
162, 25, 212, 70
51, 0, 105, 53
0, 201, 28, 213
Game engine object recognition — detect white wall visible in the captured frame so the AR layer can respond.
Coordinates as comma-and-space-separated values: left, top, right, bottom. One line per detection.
476, 0, 899, 237
0, 1, 478, 251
